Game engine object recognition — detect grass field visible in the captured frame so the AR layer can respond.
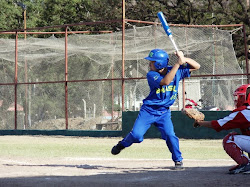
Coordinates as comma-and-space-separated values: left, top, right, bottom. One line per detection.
0, 135, 230, 160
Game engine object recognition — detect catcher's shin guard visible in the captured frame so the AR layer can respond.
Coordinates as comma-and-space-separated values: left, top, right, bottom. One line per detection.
223, 134, 249, 165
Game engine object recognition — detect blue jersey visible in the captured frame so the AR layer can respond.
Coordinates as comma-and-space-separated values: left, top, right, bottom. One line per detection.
142, 65, 190, 114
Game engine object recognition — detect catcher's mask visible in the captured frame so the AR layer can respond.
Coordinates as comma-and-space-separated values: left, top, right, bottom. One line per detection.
233, 84, 250, 108
144, 49, 169, 70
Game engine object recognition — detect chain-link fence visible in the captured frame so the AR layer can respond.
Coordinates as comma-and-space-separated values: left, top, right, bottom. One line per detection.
0, 21, 248, 131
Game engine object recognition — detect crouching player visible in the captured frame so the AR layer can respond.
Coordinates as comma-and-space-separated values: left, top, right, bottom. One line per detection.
195, 84, 250, 174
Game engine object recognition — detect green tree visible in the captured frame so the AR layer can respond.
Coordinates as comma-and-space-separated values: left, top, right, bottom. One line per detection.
0, 1, 22, 32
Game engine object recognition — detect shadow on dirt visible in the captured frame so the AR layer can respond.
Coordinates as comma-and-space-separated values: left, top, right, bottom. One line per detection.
1, 164, 249, 187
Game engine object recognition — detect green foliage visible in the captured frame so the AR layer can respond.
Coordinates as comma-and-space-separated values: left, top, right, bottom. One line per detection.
0, 1, 22, 32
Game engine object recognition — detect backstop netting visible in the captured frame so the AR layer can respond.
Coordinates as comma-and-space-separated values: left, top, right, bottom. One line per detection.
0, 24, 246, 130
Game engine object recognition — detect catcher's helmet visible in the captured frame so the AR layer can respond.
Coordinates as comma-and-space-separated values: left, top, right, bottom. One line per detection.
145, 49, 169, 69
233, 84, 250, 108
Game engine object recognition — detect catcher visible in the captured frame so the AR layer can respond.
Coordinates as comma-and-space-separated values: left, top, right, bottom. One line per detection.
193, 84, 250, 174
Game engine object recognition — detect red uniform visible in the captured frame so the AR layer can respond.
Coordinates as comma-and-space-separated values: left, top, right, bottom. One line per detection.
210, 105, 250, 169
211, 105, 250, 136
199, 84, 250, 174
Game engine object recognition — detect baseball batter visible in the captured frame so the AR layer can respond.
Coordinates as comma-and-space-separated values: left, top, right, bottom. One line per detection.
195, 84, 250, 174
111, 49, 200, 168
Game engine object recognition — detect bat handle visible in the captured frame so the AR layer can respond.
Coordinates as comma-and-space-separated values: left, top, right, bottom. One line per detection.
169, 35, 179, 51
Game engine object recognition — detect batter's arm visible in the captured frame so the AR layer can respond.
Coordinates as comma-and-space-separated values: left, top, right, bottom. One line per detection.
160, 64, 180, 85
160, 51, 185, 85
185, 57, 200, 72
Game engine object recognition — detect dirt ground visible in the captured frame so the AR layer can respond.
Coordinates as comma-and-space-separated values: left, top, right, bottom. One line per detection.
0, 157, 249, 187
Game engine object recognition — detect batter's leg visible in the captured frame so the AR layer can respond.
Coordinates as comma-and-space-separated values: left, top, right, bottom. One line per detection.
156, 110, 183, 163
111, 108, 154, 155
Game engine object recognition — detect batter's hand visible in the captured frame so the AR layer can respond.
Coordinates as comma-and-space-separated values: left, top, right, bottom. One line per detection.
175, 51, 185, 65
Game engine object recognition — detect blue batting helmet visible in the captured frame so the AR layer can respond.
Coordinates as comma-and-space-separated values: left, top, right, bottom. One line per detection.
145, 49, 169, 69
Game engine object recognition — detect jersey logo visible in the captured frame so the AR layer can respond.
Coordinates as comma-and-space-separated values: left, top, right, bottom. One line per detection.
153, 75, 159, 80
156, 85, 177, 94
170, 94, 177, 100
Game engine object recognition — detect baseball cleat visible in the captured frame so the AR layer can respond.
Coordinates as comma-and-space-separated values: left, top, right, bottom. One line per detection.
228, 163, 249, 174
111, 141, 125, 155
174, 161, 183, 169
229, 164, 240, 172
243, 170, 250, 174
243, 163, 250, 174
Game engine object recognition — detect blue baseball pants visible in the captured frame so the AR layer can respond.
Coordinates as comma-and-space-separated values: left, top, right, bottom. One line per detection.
120, 107, 183, 162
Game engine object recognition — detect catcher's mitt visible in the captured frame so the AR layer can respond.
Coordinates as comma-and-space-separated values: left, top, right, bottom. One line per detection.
182, 108, 205, 128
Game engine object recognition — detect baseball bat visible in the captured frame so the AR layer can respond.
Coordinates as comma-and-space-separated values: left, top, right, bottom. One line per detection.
157, 11, 179, 51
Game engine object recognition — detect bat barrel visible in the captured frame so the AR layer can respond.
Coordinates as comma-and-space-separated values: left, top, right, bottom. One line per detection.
157, 12, 172, 36
157, 11, 178, 51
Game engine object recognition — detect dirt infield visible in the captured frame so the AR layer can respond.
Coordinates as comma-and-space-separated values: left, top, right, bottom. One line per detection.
0, 157, 249, 187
